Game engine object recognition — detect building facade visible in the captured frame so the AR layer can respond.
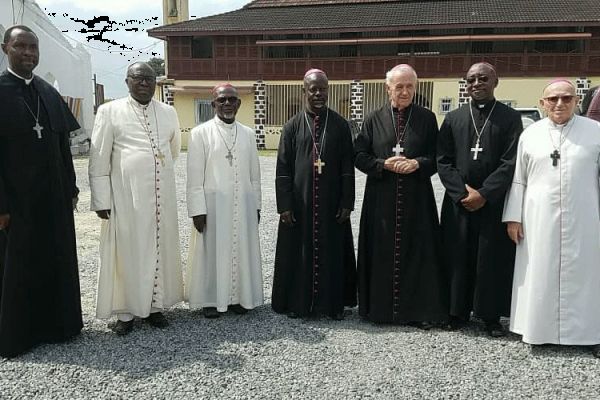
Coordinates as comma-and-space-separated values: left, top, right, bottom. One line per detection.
149, 0, 600, 149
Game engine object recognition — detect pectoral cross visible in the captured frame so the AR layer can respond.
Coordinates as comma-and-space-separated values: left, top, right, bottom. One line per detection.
33, 122, 44, 139
225, 151, 234, 166
471, 141, 483, 160
550, 150, 560, 167
392, 143, 404, 157
314, 158, 325, 174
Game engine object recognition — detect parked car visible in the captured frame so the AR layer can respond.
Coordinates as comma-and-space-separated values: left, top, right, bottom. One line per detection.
515, 107, 542, 129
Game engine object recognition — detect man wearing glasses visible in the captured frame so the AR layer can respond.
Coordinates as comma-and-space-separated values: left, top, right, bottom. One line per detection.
89, 62, 183, 335
503, 80, 600, 355
437, 62, 523, 337
186, 83, 263, 318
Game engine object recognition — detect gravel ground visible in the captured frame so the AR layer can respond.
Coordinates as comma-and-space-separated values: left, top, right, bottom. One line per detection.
2, 154, 600, 399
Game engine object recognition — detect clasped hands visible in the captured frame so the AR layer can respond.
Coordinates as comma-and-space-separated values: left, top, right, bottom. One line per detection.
383, 156, 419, 174
461, 184, 486, 212
280, 208, 351, 227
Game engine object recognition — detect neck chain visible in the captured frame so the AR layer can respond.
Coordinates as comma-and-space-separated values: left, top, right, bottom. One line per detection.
304, 108, 329, 174
23, 95, 44, 139
390, 105, 413, 156
469, 100, 497, 160
548, 117, 575, 167
129, 99, 165, 166
214, 119, 238, 166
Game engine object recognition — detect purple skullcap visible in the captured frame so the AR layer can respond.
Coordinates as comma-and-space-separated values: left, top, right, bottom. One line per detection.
304, 68, 327, 79
545, 78, 575, 88
212, 83, 235, 94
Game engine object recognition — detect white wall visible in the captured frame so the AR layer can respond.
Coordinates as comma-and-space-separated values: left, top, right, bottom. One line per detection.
0, 0, 94, 136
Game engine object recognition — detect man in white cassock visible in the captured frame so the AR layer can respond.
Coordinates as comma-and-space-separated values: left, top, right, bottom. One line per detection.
186, 83, 263, 318
89, 62, 183, 335
503, 79, 600, 354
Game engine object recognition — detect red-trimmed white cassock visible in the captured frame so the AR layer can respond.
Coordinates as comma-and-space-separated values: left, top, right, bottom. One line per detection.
503, 115, 600, 345
89, 96, 183, 320
186, 115, 263, 312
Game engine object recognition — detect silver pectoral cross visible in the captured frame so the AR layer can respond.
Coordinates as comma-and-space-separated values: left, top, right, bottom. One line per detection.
392, 143, 404, 157
225, 151, 234, 166
471, 141, 483, 160
33, 122, 44, 139
314, 158, 325, 174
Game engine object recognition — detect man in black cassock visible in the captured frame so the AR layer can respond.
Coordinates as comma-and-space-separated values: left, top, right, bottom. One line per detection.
272, 69, 356, 320
437, 62, 522, 337
355, 64, 448, 326
0, 26, 82, 358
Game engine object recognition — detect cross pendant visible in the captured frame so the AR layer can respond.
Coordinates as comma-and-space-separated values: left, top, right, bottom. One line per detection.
33, 122, 44, 139
314, 158, 325, 174
550, 150, 560, 167
225, 151, 234, 166
471, 142, 483, 160
392, 143, 404, 157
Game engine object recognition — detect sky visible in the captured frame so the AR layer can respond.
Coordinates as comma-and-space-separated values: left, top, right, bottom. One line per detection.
33, 0, 252, 98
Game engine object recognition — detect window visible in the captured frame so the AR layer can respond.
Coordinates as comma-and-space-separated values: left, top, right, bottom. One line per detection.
195, 99, 213, 124
192, 37, 213, 59
439, 98, 453, 114
500, 100, 515, 108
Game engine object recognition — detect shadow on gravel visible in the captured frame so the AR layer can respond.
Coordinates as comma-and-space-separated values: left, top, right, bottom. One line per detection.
26, 305, 327, 378
529, 344, 594, 359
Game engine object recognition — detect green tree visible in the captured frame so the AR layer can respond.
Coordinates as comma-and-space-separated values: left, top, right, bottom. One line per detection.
147, 57, 165, 76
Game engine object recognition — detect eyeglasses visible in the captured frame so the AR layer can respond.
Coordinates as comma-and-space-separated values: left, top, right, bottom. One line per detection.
543, 95, 575, 104
128, 75, 156, 84
214, 96, 239, 104
465, 75, 490, 84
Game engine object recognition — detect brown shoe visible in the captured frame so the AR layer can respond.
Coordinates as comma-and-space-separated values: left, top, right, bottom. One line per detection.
203, 307, 221, 319
230, 304, 249, 315
111, 320, 134, 336
144, 312, 169, 328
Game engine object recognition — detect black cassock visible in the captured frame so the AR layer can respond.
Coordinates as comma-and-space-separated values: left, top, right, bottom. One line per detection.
273, 108, 357, 318
437, 100, 522, 321
355, 104, 448, 324
0, 71, 82, 358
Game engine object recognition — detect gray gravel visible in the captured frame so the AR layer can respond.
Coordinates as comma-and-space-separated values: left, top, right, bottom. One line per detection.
1, 154, 600, 399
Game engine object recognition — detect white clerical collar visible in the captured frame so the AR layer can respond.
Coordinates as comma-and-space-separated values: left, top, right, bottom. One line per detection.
128, 95, 152, 109
7, 66, 34, 85
214, 115, 236, 129
549, 115, 576, 129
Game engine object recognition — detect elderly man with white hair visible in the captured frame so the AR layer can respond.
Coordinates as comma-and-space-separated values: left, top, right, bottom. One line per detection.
503, 79, 600, 355
354, 64, 448, 326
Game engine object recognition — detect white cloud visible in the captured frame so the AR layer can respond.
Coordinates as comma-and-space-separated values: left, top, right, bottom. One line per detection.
36, 0, 161, 15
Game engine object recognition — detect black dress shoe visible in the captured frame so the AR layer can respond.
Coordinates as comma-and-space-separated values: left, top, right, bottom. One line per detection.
230, 304, 249, 315
112, 320, 134, 336
411, 321, 433, 330
287, 311, 299, 319
442, 316, 466, 331
203, 307, 221, 319
331, 312, 345, 321
484, 321, 506, 337
144, 312, 169, 328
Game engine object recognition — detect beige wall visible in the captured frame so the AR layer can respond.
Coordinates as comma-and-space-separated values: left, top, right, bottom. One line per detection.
172, 80, 255, 149
168, 76, 600, 149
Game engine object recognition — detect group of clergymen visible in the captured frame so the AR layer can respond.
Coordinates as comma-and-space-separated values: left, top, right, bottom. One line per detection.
2, 25, 600, 359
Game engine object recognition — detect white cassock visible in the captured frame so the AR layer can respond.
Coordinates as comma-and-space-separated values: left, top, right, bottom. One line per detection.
89, 96, 184, 319
186, 115, 263, 312
503, 115, 600, 345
